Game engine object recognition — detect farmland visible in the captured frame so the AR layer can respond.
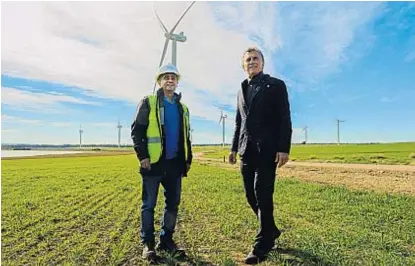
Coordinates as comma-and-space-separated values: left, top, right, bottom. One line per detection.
2, 147, 415, 265
195, 142, 415, 165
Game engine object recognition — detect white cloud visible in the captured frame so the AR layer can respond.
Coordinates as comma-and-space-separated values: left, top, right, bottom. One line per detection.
1, 1, 384, 128
271, 2, 384, 84
89, 122, 118, 128
50, 122, 74, 128
192, 132, 224, 145
1, 114, 44, 125
1, 2, 252, 120
1, 87, 100, 110
1, 129, 18, 133
1, 115, 73, 128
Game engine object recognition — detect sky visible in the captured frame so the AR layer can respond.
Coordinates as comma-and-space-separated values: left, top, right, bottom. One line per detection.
1, 1, 414, 145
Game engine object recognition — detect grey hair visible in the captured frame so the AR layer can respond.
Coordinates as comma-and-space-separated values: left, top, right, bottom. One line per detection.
242, 46, 265, 68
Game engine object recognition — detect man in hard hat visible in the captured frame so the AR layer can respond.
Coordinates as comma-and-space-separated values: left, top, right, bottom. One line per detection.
229, 47, 292, 264
131, 63, 192, 263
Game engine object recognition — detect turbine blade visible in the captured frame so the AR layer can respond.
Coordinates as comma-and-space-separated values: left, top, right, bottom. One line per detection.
153, 2, 168, 33
152, 81, 157, 95
169, 1, 196, 34
153, 39, 169, 94
159, 38, 170, 67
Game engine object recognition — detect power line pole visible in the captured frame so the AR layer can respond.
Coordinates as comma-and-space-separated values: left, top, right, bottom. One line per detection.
117, 120, 123, 148
336, 119, 345, 145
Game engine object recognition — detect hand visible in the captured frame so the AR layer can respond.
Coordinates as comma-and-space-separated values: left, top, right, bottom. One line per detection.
275, 152, 289, 168
229, 151, 237, 164
140, 158, 151, 170
186, 163, 191, 173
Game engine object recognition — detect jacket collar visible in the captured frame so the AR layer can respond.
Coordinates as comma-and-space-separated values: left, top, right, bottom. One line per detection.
247, 71, 264, 85
242, 73, 269, 88
157, 88, 182, 102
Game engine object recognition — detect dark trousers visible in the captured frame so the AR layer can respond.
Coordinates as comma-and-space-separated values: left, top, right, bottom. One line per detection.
140, 159, 183, 244
240, 144, 280, 252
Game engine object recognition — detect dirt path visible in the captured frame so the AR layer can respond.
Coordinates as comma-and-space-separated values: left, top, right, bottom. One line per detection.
286, 161, 415, 172
194, 152, 415, 196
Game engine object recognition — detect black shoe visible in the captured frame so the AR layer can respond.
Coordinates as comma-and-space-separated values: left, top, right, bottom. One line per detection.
142, 242, 157, 264
244, 249, 267, 265
272, 229, 281, 246
274, 227, 282, 240
156, 239, 186, 258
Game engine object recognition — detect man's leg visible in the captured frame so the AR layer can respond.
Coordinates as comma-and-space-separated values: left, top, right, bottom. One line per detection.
241, 151, 258, 216
253, 160, 278, 253
141, 175, 162, 246
157, 172, 185, 255
160, 174, 182, 239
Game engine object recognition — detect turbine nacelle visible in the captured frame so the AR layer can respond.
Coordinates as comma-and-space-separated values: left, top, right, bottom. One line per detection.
153, 2, 195, 94
165, 32, 187, 42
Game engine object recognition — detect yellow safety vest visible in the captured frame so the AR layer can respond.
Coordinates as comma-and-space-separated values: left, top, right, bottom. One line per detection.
147, 95, 190, 164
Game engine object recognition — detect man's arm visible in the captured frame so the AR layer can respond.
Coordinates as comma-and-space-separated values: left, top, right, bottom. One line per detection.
186, 111, 193, 166
276, 80, 293, 154
231, 94, 242, 152
131, 97, 150, 161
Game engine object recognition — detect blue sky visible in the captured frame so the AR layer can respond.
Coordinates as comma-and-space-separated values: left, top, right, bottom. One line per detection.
1, 1, 414, 145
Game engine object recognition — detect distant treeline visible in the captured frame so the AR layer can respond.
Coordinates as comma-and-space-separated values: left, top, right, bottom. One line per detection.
1, 144, 133, 150
2, 142, 395, 150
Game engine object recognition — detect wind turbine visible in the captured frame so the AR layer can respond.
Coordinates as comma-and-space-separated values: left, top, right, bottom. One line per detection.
302, 126, 308, 144
336, 119, 345, 145
219, 110, 228, 148
152, 1, 196, 94
117, 120, 123, 148
79, 125, 83, 148
190, 128, 194, 143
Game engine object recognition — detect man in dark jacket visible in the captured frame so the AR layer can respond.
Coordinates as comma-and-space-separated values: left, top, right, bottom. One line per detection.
131, 64, 192, 263
229, 47, 292, 264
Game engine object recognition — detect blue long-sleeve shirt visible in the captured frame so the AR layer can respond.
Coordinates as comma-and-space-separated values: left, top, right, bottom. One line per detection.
164, 96, 179, 159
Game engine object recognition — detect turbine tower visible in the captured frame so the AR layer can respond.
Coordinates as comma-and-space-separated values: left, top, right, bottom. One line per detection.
79, 125, 83, 148
303, 126, 308, 144
336, 119, 345, 145
219, 110, 228, 148
117, 120, 123, 148
190, 128, 194, 143
152, 1, 196, 94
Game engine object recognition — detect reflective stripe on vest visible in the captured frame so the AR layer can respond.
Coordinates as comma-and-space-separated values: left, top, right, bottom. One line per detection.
147, 95, 190, 164
182, 104, 189, 162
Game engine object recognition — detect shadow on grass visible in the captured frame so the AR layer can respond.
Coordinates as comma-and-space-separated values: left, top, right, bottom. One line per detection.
267, 247, 332, 266
156, 251, 216, 266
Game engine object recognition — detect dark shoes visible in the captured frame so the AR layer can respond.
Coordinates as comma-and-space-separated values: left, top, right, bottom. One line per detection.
274, 227, 282, 239
244, 249, 267, 264
142, 242, 157, 264
245, 228, 281, 264
156, 238, 186, 258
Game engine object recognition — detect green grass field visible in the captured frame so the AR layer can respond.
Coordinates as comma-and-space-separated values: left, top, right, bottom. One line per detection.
195, 142, 415, 165
2, 154, 415, 265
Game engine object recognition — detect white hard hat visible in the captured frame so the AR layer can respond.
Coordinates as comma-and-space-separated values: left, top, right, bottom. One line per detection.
155, 64, 181, 83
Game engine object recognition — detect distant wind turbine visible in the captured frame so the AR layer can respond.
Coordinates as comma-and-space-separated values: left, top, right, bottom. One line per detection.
336, 119, 345, 145
79, 125, 83, 148
219, 110, 228, 148
117, 120, 123, 148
